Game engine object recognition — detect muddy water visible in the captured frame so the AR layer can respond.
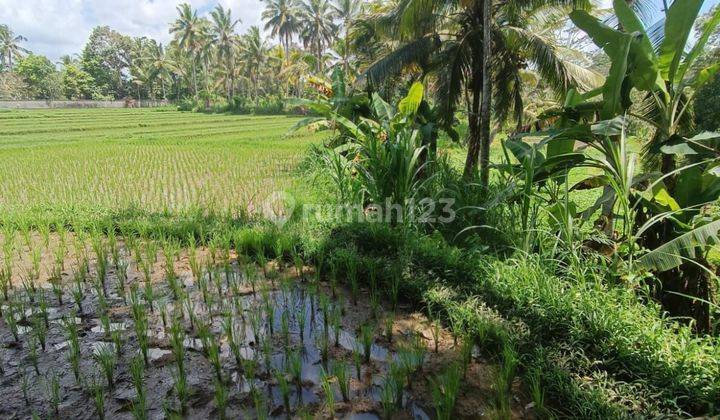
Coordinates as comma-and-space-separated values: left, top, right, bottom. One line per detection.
0, 237, 530, 420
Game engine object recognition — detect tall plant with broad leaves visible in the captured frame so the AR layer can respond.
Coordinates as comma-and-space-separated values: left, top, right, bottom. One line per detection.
509, 0, 720, 331
292, 80, 440, 226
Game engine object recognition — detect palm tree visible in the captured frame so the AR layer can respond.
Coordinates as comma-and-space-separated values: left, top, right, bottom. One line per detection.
362, 0, 601, 185
211, 5, 241, 102
332, 0, 361, 76
299, 0, 338, 73
0, 24, 30, 70
239, 26, 270, 104
262, 0, 301, 64
170, 3, 204, 99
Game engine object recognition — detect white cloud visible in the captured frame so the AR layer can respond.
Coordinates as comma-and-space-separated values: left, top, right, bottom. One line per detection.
0, 0, 264, 63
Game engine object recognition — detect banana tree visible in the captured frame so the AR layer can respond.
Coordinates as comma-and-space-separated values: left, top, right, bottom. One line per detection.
509, 0, 720, 331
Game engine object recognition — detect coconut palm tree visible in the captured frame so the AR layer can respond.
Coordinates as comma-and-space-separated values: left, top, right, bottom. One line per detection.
332, 0, 361, 76
362, 0, 602, 185
299, 0, 338, 73
170, 3, 205, 99
211, 5, 241, 102
0, 24, 30, 70
262, 0, 301, 63
239, 26, 270, 103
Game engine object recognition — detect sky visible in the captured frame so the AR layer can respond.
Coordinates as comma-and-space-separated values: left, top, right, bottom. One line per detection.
1, 0, 719, 64
0, 0, 264, 63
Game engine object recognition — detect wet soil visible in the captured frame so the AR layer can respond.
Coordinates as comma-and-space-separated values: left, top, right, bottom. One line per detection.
0, 234, 532, 419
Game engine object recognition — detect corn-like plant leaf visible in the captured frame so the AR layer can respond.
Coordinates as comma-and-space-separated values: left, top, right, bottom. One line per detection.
637, 219, 720, 272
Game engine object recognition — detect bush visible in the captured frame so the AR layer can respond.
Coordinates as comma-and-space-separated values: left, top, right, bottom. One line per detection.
309, 222, 720, 417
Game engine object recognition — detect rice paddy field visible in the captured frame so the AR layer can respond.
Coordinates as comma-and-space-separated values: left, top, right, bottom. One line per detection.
0, 108, 320, 226
0, 108, 526, 419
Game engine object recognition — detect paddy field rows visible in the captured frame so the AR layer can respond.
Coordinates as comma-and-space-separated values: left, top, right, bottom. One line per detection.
0, 108, 320, 226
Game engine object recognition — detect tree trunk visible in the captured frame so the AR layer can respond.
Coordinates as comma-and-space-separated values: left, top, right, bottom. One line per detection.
463, 72, 482, 179
479, 0, 493, 188
659, 259, 714, 334
192, 59, 198, 100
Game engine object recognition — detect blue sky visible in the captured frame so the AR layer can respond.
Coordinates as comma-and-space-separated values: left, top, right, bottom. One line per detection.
0, 0, 718, 63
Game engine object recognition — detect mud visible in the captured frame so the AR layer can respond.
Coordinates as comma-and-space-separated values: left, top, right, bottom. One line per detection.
0, 234, 531, 419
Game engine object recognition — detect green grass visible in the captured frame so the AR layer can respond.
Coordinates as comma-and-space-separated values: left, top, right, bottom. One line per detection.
0, 108, 320, 227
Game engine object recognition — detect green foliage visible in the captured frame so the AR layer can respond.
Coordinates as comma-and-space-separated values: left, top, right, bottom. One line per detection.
15, 54, 61, 99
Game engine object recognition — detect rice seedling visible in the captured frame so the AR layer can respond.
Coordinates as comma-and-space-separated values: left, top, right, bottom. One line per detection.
288, 348, 302, 388
141, 263, 155, 313
281, 310, 290, 347
398, 335, 426, 386
360, 322, 374, 363
320, 368, 335, 418
3, 301, 20, 342
460, 335, 474, 378
214, 377, 229, 420
527, 368, 548, 418
245, 264, 257, 295
97, 305, 112, 337
46, 370, 61, 416
297, 298, 307, 342
222, 310, 243, 369
352, 344, 362, 379
28, 335, 40, 375
333, 361, 351, 402
494, 342, 518, 419
430, 318, 441, 353
111, 328, 123, 357
61, 315, 82, 383
129, 355, 147, 420
319, 293, 330, 338
384, 313, 394, 343
116, 259, 128, 303
164, 242, 181, 300
430, 363, 462, 420
169, 317, 188, 413
93, 343, 117, 389
198, 319, 223, 382
90, 378, 106, 420
182, 291, 197, 330
274, 368, 292, 415
317, 330, 330, 364
331, 305, 342, 347
130, 284, 149, 364
388, 360, 406, 409
262, 333, 273, 372
0, 348, 4, 376
242, 357, 258, 393
293, 249, 304, 280
49, 262, 64, 305
380, 370, 401, 419
72, 269, 85, 314
20, 369, 32, 406
252, 389, 269, 420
